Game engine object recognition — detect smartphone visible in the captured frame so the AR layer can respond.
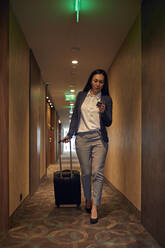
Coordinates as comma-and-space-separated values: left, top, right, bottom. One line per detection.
96, 101, 102, 107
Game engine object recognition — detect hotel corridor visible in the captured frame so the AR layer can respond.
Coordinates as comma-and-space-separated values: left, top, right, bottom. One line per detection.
0, 157, 160, 248
1, 0, 165, 247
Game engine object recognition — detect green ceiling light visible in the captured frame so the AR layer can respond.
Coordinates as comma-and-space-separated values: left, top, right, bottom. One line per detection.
75, 0, 80, 23
56, 106, 74, 110
65, 94, 76, 102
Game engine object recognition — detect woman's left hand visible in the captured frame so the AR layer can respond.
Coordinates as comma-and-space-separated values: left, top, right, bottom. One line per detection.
98, 104, 105, 113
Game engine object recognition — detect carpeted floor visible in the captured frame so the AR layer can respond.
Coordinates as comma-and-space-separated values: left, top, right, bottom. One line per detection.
0, 157, 161, 248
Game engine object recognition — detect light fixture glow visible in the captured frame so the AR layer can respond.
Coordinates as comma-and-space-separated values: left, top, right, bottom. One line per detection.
65, 94, 76, 102
75, 0, 80, 23
72, 60, 78, 64
46, 96, 49, 99
70, 89, 75, 93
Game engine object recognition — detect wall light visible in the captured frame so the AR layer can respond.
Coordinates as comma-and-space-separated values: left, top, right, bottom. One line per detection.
70, 89, 75, 93
72, 60, 78, 64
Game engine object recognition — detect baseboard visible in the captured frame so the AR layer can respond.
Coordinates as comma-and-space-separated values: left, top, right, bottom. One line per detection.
104, 177, 141, 219
9, 173, 47, 228
40, 174, 47, 183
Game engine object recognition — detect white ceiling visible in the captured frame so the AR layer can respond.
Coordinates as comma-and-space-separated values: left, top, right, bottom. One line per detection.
11, 0, 141, 125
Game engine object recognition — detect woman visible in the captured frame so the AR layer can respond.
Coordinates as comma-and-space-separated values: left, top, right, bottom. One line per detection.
62, 69, 112, 224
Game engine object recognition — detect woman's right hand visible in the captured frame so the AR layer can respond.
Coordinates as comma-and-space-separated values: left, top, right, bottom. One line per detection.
61, 136, 70, 143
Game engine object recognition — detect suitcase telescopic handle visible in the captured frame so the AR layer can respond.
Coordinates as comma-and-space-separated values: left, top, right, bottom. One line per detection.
59, 140, 73, 178
69, 141, 73, 178
58, 140, 63, 178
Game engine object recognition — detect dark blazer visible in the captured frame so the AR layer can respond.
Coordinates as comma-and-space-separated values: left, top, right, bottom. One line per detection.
67, 91, 113, 143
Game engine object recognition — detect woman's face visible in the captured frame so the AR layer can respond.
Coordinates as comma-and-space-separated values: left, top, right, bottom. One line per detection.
91, 74, 104, 95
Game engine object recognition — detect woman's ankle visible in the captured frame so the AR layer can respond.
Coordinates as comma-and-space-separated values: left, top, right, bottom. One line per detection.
91, 205, 98, 219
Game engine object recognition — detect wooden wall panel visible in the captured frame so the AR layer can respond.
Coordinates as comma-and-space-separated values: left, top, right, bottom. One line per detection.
45, 102, 58, 165
46, 103, 51, 167
142, 0, 165, 246
0, 0, 9, 232
40, 82, 46, 179
53, 110, 57, 163
104, 14, 141, 210
29, 52, 41, 194
50, 109, 56, 164
9, 9, 29, 216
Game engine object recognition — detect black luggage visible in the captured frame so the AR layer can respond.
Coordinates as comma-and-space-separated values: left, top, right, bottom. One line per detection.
53, 141, 81, 207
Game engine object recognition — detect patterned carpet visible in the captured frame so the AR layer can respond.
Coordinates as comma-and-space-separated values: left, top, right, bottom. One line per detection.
0, 157, 161, 248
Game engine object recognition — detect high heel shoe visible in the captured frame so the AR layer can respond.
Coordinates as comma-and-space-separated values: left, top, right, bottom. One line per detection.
85, 200, 91, 214
90, 217, 98, 224
85, 207, 91, 213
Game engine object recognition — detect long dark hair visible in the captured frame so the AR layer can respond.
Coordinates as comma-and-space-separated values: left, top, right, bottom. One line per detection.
83, 69, 110, 96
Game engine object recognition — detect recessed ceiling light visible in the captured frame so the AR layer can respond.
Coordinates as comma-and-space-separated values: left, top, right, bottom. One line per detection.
46, 96, 49, 99
71, 47, 80, 52
72, 60, 78, 64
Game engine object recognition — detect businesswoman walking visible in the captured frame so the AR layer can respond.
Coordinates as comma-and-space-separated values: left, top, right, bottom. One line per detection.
62, 69, 112, 224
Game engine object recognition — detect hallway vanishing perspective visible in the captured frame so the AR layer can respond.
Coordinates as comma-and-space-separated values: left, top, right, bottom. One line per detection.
1, 0, 165, 247
0, 157, 161, 248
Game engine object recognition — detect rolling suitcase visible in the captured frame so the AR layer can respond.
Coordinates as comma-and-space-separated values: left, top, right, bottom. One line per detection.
53, 141, 81, 208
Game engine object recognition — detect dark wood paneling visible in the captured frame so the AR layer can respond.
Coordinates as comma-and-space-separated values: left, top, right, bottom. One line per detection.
0, 0, 9, 232
142, 0, 165, 246
9, 8, 30, 215
40, 82, 46, 179
29, 51, 41, 194
46, 103, 51, 168
50, 108, 56, 164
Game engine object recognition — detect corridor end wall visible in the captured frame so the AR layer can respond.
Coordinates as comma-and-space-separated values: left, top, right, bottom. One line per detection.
104, 13, 141, 210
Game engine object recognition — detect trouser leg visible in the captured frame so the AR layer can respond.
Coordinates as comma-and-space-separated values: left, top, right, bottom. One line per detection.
76, 135, 92, 201
91, 139, 108, 206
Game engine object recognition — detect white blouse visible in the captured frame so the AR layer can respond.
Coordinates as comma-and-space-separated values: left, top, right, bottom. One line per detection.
77, 91, 101, 133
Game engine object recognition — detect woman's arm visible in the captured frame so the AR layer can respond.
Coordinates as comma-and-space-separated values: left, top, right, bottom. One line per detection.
100, 96, 112, 127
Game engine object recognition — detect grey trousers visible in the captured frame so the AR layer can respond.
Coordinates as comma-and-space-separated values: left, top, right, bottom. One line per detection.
75, 131, 108, 206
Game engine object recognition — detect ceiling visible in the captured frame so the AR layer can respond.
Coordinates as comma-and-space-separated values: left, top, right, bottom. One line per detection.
11, 0, 141, 126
